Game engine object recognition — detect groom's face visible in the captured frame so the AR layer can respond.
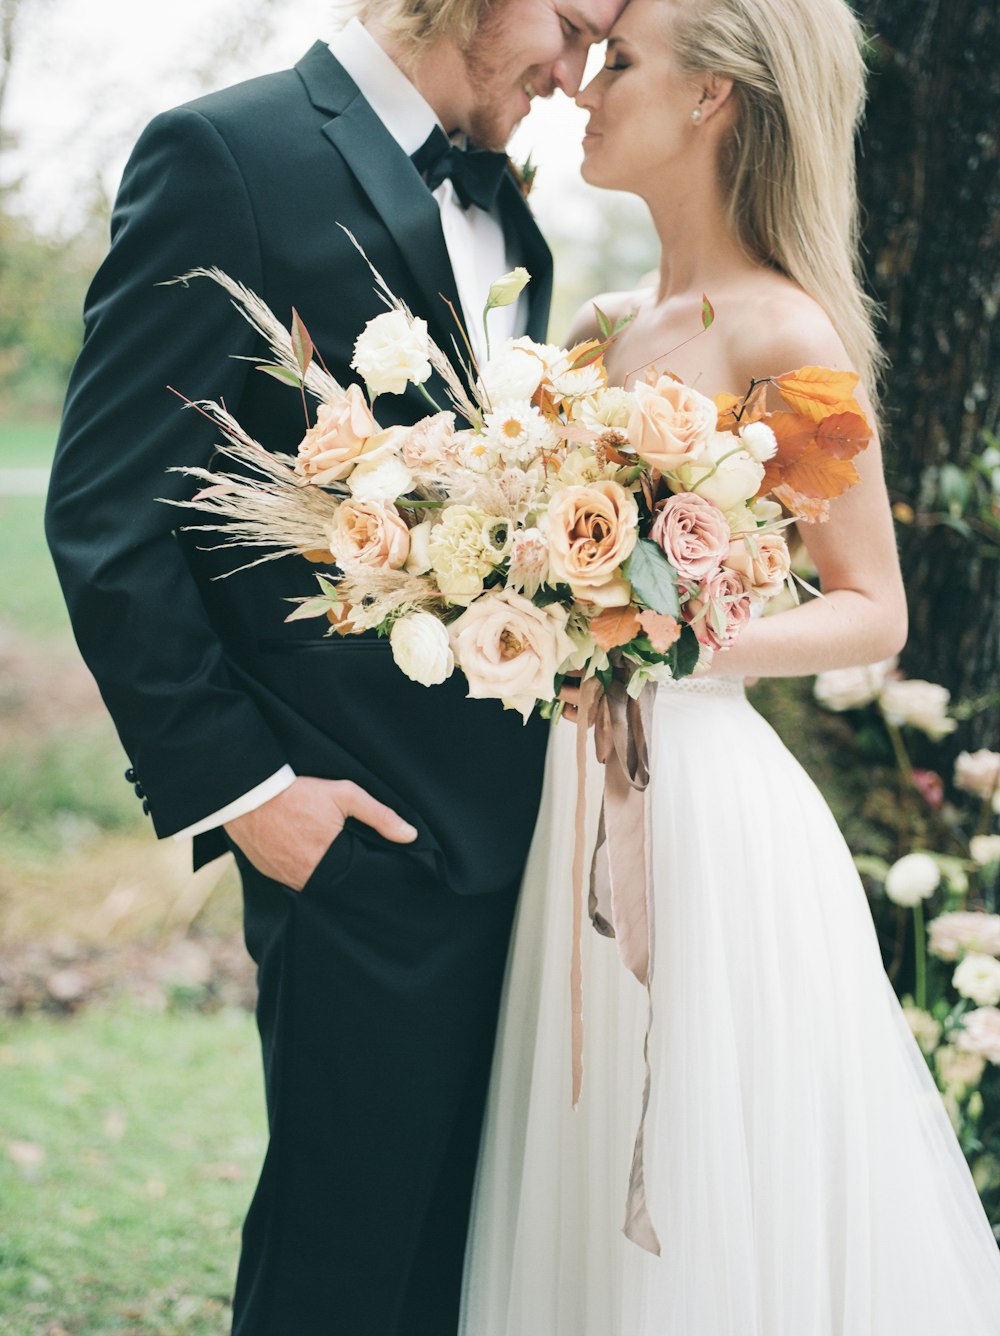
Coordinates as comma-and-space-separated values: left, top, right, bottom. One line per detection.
461, 0, 626, 149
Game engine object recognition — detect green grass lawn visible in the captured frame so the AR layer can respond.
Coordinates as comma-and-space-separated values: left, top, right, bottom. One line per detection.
0, 1004, 266, 1335
0, 496, 69, 641
0, 419, 57, 470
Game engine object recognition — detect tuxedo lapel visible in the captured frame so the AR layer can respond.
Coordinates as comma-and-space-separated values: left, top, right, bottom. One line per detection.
295, 43, 463, 351
498, 176, 553, 344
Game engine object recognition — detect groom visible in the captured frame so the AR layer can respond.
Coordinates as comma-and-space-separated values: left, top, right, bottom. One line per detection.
46, 1, 623, 1332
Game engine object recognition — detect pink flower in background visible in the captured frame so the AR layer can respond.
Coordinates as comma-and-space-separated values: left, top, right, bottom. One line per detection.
929, 911, 1000, 962
911, 769, 945, 811
649, 492, 730, 582
956, 1006, 1000, 1066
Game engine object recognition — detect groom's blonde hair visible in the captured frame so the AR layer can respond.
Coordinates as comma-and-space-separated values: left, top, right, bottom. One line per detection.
664, 0, 883, 404
353, 0, 491, 51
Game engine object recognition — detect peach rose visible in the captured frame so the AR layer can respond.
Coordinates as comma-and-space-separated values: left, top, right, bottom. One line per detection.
295, 385, 380, 485
649, 492, 730, 582
545, 480, 638, 605
723, 531, 792, 599
684, 566, 754, 651
627, 375, 717, 472
328, 499, 410, 570
450, 590, 576, 721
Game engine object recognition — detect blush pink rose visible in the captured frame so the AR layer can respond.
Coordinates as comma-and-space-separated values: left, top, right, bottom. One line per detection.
627, 375, 717, 473
328, 499, 410, 569
684, 566, 754, 651
723, 531, 792, 599
649, 492, 730, 582
295, 384, 380, 485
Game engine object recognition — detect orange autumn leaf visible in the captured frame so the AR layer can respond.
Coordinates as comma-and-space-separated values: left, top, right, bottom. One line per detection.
773, 366, 861, 422
302, 547, 335, 564
773, 485, 831, 523
766, 411, 817, 461
815, 409, 872, 459
781, 443, 860, 503
568, 338, 604, 371
637, 610, 681, 653
713, 391, 742, 429
715, 382, 768, 431
590, 604, 642, 652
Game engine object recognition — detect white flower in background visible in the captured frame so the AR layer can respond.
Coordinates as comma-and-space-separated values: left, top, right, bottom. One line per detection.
956, 1006, 1000, 1066
903, 1004, 942, 1057
739, 421, 778, 462
884, 851, 941, 907
483, 401, 558, 465
936, 1041, 987, 1095
351, 310, 432, 397
953, 953, 1000, 1008
813, 659, 896, 712
427, 505, 502, 602
928, 910, 1000, 961
389, 612, 455, 686
347, 453, 414, 502
879, 678, 957, 740
456, 434, 500, 475
505, 527, 550, 598
970, 835, 1000, 866
676, 432, 765, 513
571, 386, 637, 431
953, 749, 1000, 802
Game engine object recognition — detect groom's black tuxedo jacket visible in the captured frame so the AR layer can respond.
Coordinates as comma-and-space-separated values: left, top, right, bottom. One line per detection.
47, 42, 553, 895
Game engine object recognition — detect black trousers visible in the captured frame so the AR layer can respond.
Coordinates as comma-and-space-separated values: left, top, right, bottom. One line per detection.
230, 825, 518, 1336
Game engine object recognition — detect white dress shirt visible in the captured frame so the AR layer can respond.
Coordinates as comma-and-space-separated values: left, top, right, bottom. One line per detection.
173, 20, 529, 842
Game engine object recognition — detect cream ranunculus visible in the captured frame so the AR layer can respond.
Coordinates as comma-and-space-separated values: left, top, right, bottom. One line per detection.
627, 375, 717, 472
884, 851, 940, 906
953, 953, 1000, 1008
450, 590, 576, 720
294, 384, 380, 485
879, 678, 957, 740
649, 492, 731, 582
351, 310, 432, 397
953, 749, 1000, 801
956, 1006, 1000, 1066
678, 432, 766, 512
328, 499, 410, 570
813, 659, 895, 712
545, 480, 638, 605
389, 612, 455, 686
928, 910, 1000, 961
723, 530, 792, 599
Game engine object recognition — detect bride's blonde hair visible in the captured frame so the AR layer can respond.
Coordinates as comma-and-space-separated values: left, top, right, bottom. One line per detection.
664, 0, 884, 403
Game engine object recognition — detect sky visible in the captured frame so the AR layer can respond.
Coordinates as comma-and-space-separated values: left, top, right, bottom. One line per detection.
4, 0, 650, 247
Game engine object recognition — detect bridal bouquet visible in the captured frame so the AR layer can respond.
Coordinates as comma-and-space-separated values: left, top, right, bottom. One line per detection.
167, 247, 872, 721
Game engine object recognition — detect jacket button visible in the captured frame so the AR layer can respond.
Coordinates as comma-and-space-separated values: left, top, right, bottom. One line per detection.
124, 767, 137, 783
133, 783, 145, 799
142, 799, 151, 816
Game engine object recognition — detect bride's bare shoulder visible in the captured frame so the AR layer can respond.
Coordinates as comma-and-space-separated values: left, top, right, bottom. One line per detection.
728, 280, 852, 385
563, 288, 648, 346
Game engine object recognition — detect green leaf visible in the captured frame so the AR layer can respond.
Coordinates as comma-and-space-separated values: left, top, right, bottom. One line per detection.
593, 303, 613, 341
701, 293, 715, 330
290, 308, 314, 379
671, 624, 701, 678
284, 596, 335, 622
534, 582, 574, 608
257, 363, 302, 387
624, 539, 680, 617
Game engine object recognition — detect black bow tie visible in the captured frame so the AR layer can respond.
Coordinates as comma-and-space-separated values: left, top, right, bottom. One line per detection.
411, 126, 509, 212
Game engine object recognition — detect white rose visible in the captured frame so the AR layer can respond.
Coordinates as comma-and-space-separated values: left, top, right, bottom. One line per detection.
953, 749, 1000, 801
739, 421, 778, 462
936, 1041, 987, 1094
929, 910, 1000, 961
956, 1006, 1000, 1066
903, 1004, 942, 1057
953, 953, 1000, 1007
677, 432, 765, 513
971, 835, 1000, 866
389, 613, 455, 687
884, 851, 940, 907
477, 340, 548, 405
347, 453, 414, 502
351, 310, 432, 397
814, 659, 895, 712
450, 590, 576, 721
879, 678, 957, 740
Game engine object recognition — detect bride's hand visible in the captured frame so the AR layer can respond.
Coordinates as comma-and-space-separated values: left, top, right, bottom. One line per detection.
558, 671, 583, 723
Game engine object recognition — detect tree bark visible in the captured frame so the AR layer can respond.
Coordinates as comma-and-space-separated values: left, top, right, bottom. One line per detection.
855, 0, 1000, 746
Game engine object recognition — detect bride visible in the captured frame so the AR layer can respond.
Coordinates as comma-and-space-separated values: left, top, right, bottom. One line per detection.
460, 0, 1000, 1332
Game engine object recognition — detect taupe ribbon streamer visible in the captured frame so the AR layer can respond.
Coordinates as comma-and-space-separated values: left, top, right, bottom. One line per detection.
572, 666, 662, 1257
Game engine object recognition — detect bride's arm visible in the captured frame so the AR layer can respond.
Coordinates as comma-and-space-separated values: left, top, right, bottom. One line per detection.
707, 322, 908, 679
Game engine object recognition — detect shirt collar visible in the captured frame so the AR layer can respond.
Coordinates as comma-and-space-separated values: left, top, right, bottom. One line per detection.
328, 18, 440, 157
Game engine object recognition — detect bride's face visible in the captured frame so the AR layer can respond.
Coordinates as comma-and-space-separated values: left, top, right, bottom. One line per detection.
576, 0, 706, 193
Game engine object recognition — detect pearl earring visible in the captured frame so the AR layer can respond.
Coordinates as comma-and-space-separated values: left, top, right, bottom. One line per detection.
690, 107, 703, 123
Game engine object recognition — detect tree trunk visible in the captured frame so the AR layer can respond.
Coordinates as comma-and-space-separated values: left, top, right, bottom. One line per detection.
854, 0, 1000, 747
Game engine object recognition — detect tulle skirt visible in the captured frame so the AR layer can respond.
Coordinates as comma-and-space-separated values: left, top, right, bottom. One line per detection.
460, 676, 1000, 1336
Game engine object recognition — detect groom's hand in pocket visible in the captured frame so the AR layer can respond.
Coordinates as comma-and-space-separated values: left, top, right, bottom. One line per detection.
224, 777, 417, 891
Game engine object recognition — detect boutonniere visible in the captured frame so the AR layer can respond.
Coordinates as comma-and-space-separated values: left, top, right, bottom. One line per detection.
506, 153, 537, 200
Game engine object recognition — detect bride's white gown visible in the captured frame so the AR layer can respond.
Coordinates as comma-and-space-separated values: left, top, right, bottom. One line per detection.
460, 675, 1000, 1336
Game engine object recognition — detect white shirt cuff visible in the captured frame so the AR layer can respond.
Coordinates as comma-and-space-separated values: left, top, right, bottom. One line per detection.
170, 765, 297, 840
